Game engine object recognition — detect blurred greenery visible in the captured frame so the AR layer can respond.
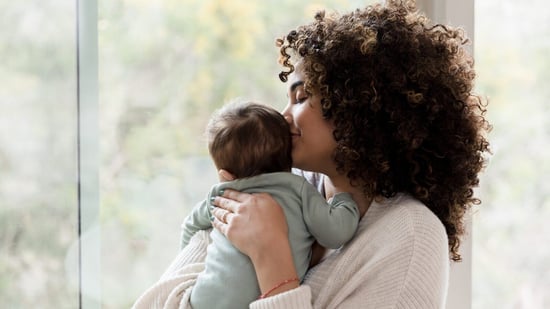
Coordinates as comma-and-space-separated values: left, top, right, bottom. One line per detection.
474, 0, 550, 308
0, 1, 79, 308
0, 0, 548, 308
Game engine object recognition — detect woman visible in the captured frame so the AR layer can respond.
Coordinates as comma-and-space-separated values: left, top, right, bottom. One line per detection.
210, 1, 490, 308
133, 1, 490, 308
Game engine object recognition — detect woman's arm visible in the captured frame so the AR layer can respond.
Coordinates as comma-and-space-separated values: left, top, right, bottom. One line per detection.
211, 190, 301, 298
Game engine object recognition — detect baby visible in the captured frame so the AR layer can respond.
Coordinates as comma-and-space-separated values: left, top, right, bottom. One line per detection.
181, 99, 360, 309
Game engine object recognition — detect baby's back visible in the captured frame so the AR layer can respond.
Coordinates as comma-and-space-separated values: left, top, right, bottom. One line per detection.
190, 172, 316, 309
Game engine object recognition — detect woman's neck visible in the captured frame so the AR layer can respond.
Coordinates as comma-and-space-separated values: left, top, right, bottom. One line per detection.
323, 174, 372, 217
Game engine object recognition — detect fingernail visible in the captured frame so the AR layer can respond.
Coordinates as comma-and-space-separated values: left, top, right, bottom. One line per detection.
210, 196, 216, 203
210, 216, 214, 222
219, 189, 225, 195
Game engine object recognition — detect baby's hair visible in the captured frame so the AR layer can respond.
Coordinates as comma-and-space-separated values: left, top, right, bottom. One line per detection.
207, 99, 292, 179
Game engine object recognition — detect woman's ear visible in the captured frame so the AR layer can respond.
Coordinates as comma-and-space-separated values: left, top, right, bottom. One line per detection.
218, 169, 236, 182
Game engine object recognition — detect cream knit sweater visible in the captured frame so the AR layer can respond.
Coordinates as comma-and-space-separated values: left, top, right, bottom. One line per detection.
133, 193, 449, 309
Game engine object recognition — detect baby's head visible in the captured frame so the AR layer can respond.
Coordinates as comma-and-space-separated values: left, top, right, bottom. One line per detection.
206, 100, 292, 179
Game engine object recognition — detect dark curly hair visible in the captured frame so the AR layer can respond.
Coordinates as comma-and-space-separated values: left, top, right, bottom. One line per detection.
276, 0, 491, 261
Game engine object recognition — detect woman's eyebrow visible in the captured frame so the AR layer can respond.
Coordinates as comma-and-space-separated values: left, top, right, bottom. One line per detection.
289, 81, 304, 93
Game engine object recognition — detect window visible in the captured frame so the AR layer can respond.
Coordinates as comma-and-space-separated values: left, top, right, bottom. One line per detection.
473, 0, 550, 308
0, 1, 79, 307
3, 1, 547, 308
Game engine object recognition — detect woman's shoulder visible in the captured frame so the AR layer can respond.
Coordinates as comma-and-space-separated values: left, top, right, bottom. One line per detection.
338, 195, 449, 305
351, 194, 449, 260
306, 194, 450, 308
367, 194, 446, 237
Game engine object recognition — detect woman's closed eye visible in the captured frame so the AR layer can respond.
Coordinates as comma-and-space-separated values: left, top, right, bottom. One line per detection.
296, 96, 308, 104
294, 88, 308, 104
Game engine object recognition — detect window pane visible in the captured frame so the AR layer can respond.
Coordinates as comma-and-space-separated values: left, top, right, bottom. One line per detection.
98, 0, 375, 307
0, 1, 79, 308
474, 0, 550, 308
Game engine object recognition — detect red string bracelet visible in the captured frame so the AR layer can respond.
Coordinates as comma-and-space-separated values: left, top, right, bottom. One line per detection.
259, 277, 299, 299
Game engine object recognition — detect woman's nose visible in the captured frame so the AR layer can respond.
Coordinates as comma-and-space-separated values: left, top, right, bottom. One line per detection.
283, 114, 292, 124
281, 104, 292, 122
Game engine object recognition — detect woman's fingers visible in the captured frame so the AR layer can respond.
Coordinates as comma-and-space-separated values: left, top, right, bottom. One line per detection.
211, 206, 237, 238
211, 207, 230, 223
211, 190, 245, 238
210, 190, 290, 260
211, 189, 247, 212
221, 210, 229, 223
211, 196, 236, 213
212, 215, 227, 235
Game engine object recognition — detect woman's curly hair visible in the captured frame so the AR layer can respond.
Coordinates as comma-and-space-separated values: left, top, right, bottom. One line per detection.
276, 0, 491, 261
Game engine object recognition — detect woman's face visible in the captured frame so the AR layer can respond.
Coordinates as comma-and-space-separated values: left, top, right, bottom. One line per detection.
281, 67, 337, 174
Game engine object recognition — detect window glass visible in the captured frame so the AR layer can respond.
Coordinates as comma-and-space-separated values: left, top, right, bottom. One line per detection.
0, 1, 79, 307
474, 0, 550, 308
98, 0, 375, 307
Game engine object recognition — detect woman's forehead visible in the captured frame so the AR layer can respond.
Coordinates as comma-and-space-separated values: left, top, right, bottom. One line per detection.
288, 65, 305, 91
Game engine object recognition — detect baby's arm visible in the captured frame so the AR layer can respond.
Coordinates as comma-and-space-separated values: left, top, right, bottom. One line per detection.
180, 199, 213, 249
301, 182, 360, 249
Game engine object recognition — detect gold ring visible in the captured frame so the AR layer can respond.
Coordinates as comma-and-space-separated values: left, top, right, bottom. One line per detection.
222, 211, 229, 223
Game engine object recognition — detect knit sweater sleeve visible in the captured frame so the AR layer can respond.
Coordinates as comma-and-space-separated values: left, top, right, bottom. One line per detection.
326, 198, 449, 309
334, 204, 449, 309
249, 285, 313, 309
249, 196, 449, 309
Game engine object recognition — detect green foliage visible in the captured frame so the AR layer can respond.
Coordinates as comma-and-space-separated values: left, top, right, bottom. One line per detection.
473, 1, 550, 308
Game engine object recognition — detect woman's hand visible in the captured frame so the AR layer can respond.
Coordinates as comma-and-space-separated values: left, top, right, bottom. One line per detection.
211, 189, 300, 297
211, 189, 288, 260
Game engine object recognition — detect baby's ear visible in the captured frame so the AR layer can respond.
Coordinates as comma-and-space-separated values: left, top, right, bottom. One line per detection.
218, 169, 236, 182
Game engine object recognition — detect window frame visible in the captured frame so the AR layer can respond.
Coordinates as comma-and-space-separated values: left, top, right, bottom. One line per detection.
77, 0, 100, 308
